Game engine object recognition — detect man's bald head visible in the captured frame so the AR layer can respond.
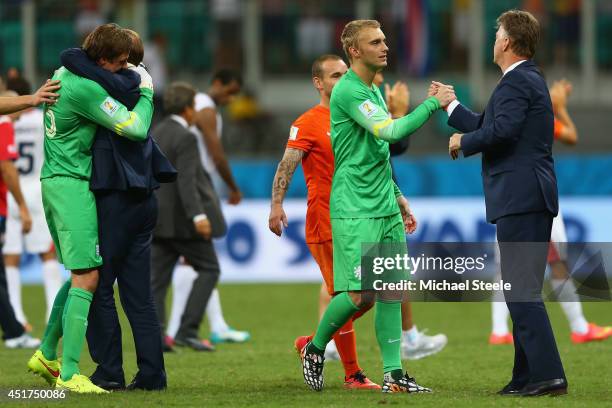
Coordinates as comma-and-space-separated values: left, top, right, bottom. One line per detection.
125, 29, 144, 65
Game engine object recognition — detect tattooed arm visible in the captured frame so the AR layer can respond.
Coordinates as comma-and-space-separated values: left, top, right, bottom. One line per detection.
268, 148, 304, 236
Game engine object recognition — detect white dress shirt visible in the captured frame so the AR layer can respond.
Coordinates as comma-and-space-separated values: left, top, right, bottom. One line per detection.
169, 114, 207, 222
170, 114, 189, 129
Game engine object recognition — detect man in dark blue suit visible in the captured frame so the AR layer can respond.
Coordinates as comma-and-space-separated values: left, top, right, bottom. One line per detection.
446, 10, 567, 397
60, 31, 176, 391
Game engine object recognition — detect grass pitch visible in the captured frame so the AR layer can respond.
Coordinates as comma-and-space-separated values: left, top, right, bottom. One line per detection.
0, 283, 611, 407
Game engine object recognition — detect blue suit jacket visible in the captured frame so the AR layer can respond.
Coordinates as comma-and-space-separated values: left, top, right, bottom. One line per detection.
60, 48, 176, 193
449, 60, 558, 223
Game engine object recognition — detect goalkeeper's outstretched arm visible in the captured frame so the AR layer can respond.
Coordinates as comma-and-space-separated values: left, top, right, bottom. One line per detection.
342, 87, 453, 144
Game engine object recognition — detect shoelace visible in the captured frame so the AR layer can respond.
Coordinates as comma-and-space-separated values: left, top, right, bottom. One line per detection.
400, 373, 417, 385
306, 353, 324, 374
349, 371, 367, 383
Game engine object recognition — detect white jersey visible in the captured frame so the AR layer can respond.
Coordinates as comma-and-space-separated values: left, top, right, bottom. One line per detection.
190, 92, 222, 176
13, 108, 45, 184
4, 108, 53, 254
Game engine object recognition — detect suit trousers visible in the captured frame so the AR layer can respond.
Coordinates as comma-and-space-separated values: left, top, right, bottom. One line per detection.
496, 210, 566, 385
87, 191, 166, 387
151, 237, 220, 340
0, 216, 25, 340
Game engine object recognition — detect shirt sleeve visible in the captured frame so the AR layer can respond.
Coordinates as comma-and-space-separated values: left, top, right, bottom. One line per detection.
392, 180, 402, 198
341, 86, 440, 143
68, 77, 154, 142
286, 118, 314, 153
0, 122, 17, 161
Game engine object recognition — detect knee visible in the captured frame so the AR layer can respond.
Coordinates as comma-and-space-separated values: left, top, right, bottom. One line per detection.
72, 269, 99, 293
348, 291, 375, 310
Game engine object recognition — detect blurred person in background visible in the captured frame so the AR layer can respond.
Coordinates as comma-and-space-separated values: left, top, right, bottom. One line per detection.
297, 8, 333, 62
552, 0, 581, 66
489, 79, 612, 346
0, 90, 37, 349
151, 82, 226, 352
2, 75, 63, 333
373, 71, 448, 361
227, 89, 276, 154
211, 0, 243, 68
6, 68, 20, 81
75, 0, 108, 42
166, 69, 250, 347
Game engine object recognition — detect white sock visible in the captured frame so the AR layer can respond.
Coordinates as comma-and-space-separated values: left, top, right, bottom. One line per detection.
5, 265, 27, 325
42, 259, 63, 320
206, 288, 229, 333
551, 278, 589, 334
402, 325, 419, 344
491, 301, 510, 336
166, 264, 198, 338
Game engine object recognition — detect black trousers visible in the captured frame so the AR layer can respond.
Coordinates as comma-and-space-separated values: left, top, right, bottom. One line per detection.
151, 237, 220, 340
496, 210, 566, 385
0, 216, 25, 340
87, 191, 166, 387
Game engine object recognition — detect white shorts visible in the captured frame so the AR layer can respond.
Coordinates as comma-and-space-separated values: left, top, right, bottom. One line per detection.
3, 181, 53, 255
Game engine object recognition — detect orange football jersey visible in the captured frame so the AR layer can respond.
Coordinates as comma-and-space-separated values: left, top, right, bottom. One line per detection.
286, 105, 334, 243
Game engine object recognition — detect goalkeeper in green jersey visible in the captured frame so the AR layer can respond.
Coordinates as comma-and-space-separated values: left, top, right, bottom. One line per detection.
27, 23, 154, 394
298, 20, 455, 393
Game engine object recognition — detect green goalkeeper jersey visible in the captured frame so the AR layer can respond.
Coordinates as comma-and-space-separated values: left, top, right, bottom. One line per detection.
329, 68, 441, 219
41, 66, 153, 180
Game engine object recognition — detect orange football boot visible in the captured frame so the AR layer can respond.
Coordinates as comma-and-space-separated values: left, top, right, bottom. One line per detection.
489, 333, 513, 345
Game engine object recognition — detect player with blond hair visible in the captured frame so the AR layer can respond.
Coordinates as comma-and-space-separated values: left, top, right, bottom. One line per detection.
297, 19, 455, 393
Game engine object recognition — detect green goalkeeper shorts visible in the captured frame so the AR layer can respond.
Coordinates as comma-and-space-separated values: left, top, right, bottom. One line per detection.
331, 213, 408, 293
41, 176, 102, 270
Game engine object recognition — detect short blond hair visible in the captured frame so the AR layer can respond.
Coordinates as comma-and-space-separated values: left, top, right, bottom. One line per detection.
341, 19, 381, 62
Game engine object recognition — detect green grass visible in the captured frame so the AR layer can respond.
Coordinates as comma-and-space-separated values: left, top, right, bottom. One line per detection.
1, 284, 611, 407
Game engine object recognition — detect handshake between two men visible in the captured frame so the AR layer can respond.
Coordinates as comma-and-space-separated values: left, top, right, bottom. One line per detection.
423, 81, 462, 160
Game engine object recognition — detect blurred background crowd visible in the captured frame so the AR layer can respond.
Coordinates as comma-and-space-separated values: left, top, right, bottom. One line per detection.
1, 0, 611, 159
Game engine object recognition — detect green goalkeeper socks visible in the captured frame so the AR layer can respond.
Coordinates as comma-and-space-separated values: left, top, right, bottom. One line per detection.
375, 300, 403, 373
60, 288, 93, 381
309, 292, 359, 354
39, 280, 71, 361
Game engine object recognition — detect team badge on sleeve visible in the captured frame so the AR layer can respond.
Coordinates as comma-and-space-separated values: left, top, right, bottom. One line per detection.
100, 97, 119, 117
358, 100, 378, 118
289, 126, 299, 141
